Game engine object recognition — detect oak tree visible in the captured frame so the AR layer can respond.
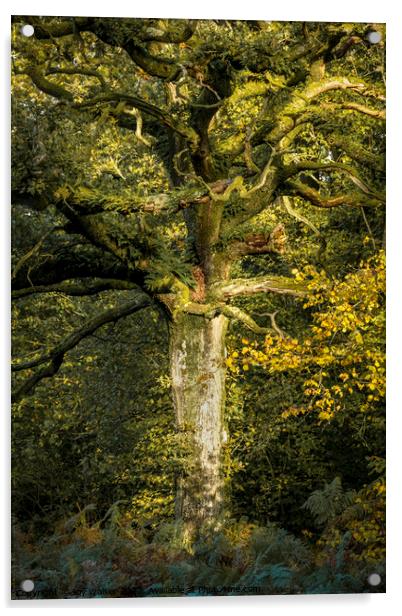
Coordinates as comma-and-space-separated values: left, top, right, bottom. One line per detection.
11, 17, 385, 525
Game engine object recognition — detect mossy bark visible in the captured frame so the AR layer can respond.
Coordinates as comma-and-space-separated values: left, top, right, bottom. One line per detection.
169, 312, 228, 524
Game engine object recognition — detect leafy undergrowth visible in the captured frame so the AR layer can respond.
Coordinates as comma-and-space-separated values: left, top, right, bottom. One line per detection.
12, 499, 385, 599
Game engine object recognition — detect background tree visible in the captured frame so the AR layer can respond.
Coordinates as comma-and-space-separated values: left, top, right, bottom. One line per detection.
11, 17, 385, 528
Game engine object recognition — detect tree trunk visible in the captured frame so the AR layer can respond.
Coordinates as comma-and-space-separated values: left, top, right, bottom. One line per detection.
169, 312, 228, 525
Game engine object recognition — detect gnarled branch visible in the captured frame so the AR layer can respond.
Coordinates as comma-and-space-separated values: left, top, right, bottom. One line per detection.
45, 66, 107, 88
280, 196, 320, 236
12, 227, 65, 281
22, 66, 74, 101
214, 275, 307, 300
282, 160, 385, 201
256, 311, 286, 338
73, 93, 199, 147
18, 66, 199, 148
285, 180, 384, 209
140, 20, 197, 43
53, 184, 171, 216
320, 101, 385, 119
325, 135, 385, 173
179, 302, 282, 335
261, 76, 374, 145
220, 305, 270, 334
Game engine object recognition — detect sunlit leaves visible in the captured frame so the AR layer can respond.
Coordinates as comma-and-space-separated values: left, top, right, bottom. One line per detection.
228, 250, 385, 423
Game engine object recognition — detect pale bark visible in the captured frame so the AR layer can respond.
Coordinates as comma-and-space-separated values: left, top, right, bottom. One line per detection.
169, 312, 228, 523
215, 275, 307, 299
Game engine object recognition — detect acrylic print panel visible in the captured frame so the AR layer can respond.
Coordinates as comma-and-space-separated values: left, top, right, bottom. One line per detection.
11, 16, 386, 599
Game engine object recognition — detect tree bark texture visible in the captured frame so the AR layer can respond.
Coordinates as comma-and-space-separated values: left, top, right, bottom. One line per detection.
169, 312, 228, 524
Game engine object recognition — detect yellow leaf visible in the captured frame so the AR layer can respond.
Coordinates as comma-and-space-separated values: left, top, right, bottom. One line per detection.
355, 331, 363, 345
54, 185, 70, 200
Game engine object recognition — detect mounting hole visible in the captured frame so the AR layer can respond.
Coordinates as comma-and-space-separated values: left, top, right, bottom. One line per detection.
367, 573, 381, 586
20, 24, 35, 37
20, 579, 35, 592
366, 31, 382, 44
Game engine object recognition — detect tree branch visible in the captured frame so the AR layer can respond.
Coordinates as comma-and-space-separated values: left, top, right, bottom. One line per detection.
45, 66, 107, 88
325, 135, 385, 173
222, 76, 384, 231
259, 76, 372, 145
282, 160, 385, 201
12, 355, 65, 404
73, 92, 199, 148
12, 279, 137, 300
53, 200, 139, 271
19, 65, 199, 148
280, 196, 320, 236
214, 275, 307, 299
12, 227, 65, 281
179, 301, 283, 335
18, 16, 196, 45
139, 20, 197, 43
320, 101, 385, 119
256, 311, 286, 338
11, 241, 137, 292
124, 43, 181, 80
285, 180, 384, 209
12, 292, 150, 378
23, 66, 74, 101
219, 305, 271, 334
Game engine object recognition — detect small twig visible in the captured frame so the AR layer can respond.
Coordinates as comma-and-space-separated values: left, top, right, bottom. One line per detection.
247, 145, 277, 195
129, 108, 152, 147
280, 196, 321, 236
198, 80, 221, 101
244, 125, 261, 174
12, 227, 65, 281
172, 148, 197, 179
360, 206, 377, 249
256, 311, 286, 338
188, 100, 223, 109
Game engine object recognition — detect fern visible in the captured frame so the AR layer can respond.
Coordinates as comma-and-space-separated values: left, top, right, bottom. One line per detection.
12, 513, 381, 598
302, 477, 356, 525
249, 524, 310, 566
256, 563, 294, 590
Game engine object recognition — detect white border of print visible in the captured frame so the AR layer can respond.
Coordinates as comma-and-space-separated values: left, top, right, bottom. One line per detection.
1, 1, 399, 615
